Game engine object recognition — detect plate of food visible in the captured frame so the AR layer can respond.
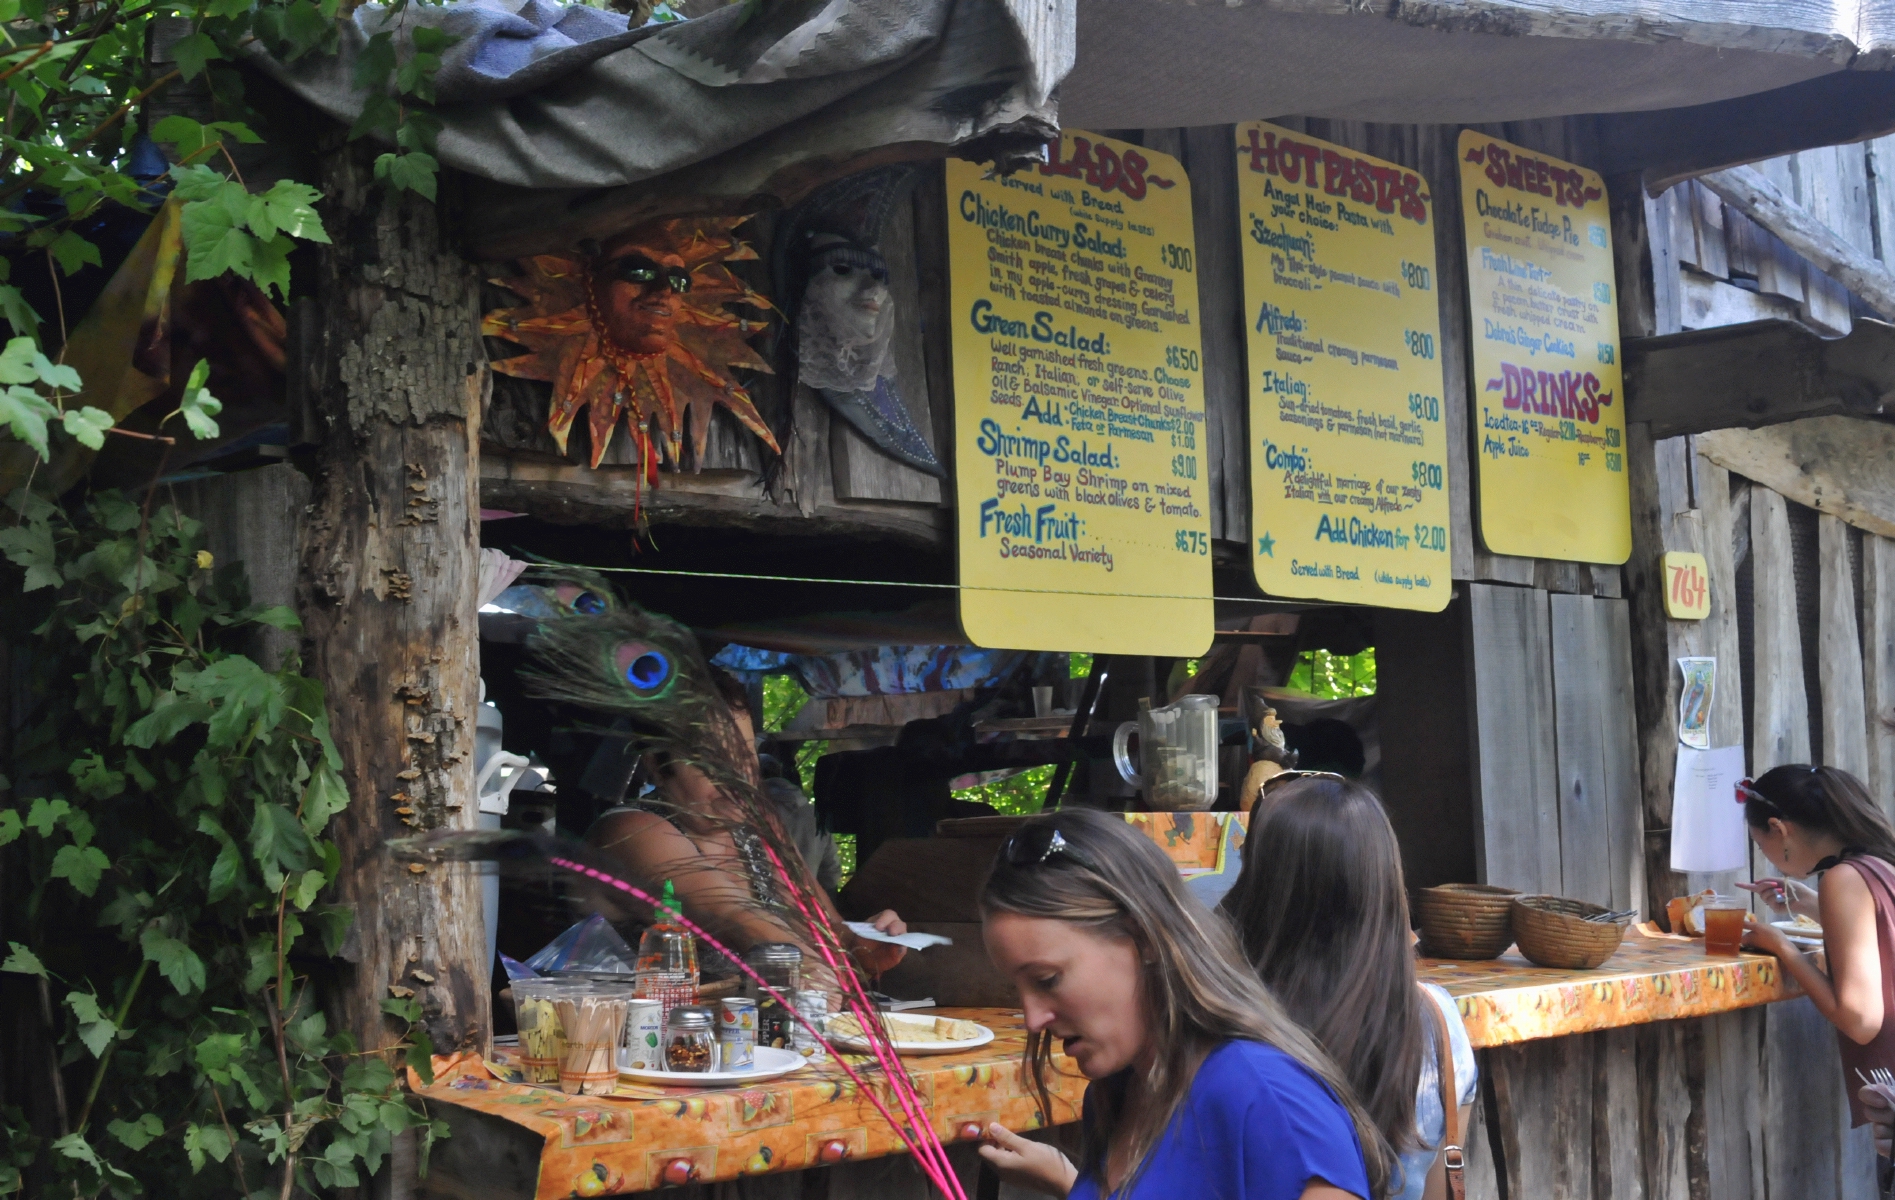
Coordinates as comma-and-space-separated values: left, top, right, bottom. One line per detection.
826, 1013, 995, 1055
618, 1044, 808, 1087
1772, 915, 1824, 947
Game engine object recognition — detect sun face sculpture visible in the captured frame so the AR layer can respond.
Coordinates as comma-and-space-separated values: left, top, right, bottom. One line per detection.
483, 216, 780, 472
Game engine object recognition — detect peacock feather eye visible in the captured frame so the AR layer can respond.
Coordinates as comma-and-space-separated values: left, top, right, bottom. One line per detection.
553, 584, 609, 615
614, 642, 672, 694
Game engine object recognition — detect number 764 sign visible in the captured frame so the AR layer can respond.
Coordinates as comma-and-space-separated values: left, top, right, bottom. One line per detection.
1662, 551, 1710, 620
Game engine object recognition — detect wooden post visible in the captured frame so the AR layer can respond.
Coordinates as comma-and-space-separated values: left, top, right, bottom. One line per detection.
1865, 536, 1895, 817
1751, 487, 1812, 771
295, 139, 490, 1079
1818, 513, 1869, 776
1626, 431, 1748, 916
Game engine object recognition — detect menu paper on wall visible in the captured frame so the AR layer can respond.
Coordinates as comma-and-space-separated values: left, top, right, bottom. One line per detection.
1459, 131, 1631, 564
948, 133, 1213, 655
1670, 745, 1748, 873
1235, 122, 1451, 611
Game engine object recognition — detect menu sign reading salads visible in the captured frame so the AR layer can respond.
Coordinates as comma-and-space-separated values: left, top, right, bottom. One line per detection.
1459, 130, 1630, 564
948, 132, 1213, 655
1235, 121, 1451, 611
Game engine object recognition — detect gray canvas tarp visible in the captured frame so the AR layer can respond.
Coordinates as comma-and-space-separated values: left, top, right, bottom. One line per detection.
252, 0, 1895, 206
249, 0, 1070, 193
1063, 0, 1895, 129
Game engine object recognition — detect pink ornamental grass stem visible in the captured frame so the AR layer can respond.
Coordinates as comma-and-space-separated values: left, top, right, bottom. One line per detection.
760, 843, 967, 1200
759, 845, 951, 1175
545, 857, 967, 1199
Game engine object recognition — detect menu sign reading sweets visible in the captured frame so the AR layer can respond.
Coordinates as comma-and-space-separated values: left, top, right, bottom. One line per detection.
947, 132, 1213, 655
1459, 130, 1631, 563
1235, 121, 1451, 611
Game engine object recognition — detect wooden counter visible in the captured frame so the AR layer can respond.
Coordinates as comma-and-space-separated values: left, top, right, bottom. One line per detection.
1424, 932, 1800, 1047
416, 935, 1801, 1198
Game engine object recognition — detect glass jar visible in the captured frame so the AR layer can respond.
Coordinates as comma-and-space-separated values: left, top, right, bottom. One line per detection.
510, 977, 579, 1085
664, 1005, 716, 1073
743, 943, 803, 1050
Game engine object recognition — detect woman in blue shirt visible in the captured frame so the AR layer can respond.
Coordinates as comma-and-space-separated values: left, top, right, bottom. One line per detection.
975, 810, 1387, 1200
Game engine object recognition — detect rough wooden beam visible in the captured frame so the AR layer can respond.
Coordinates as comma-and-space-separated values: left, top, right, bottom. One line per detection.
1625, 319, 1895, 440
1697, 416, 1895, 540
1697, 165, 1895, 319
1601, 73, 1895, 195
479, 455, 948, 546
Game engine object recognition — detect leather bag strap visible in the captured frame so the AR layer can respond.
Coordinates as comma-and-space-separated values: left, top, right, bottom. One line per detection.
1424, 989, 1466, 1200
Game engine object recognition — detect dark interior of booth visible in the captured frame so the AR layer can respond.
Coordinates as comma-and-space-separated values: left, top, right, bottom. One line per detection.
474, 515, 1481, 1014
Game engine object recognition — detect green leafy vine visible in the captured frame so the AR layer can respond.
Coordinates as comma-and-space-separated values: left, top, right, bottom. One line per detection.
0, 483, 446, 1197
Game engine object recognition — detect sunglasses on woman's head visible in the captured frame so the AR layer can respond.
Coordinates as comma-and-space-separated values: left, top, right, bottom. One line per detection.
1002, 825, 1098, 871
1260, 769, 1348, 794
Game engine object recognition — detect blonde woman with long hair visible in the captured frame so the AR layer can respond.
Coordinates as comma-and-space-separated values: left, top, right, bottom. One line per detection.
975, 810, 1388, 1200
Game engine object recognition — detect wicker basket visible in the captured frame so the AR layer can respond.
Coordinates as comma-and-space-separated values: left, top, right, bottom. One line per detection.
1510, 895, 1628, 969
1414, 884, 1519, 960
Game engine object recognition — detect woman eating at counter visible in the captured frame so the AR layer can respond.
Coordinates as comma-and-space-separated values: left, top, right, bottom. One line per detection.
974, 810, 1386, 1200
587, 671, 909, 982
1738, 765, 1895, 1131
1221, 774, 1479, 1200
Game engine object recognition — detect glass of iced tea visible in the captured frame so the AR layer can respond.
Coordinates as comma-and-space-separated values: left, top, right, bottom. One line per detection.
1703, 895, 1747, 956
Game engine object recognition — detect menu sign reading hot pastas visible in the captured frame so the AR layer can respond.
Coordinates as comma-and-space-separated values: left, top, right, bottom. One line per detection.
1459, 130, 1630, 564
1235, 121, 1451, 611
948, 133, 1213, 655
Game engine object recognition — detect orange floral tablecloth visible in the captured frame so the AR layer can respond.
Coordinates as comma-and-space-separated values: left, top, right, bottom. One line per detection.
415, 1008, 1081, 1198
419, 940, 1800, 1196
1422, 933, 1801, 1047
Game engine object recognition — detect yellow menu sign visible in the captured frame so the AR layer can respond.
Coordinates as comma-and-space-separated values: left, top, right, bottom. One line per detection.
948, 132, 1212, 655
1459, 130, 1630, 563
1235, 121, 1451, 611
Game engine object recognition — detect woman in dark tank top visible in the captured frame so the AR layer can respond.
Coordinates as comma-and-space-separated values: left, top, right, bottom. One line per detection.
1739, 765, 1895, 1133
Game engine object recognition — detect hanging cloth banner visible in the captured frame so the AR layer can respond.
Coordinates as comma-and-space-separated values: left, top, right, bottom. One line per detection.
1459, 131, 1631, 564
1236, 121, 1452, 611
947, 131, 1213, 655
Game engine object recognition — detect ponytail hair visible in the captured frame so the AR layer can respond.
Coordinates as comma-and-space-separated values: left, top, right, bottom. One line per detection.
1742, 765, 1895, 866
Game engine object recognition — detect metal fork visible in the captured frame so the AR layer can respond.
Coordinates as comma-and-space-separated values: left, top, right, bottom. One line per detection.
1863, 1070, 1895, 1200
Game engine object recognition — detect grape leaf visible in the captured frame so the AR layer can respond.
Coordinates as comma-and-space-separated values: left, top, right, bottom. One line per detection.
140, 928, 207, 996
374, 151, 438, 202
169, 33, 222, 81
2, 941, 46, 976
0, 384, 55, 457
60, 405, 113, 450
108, 1113, 164, 1151
51, 844, 109, 895
47, 230, 101, 276
65, 991, 119, 1056
258, 179, 329, 243
177, 359, 222, 439
0, 284, 39, 338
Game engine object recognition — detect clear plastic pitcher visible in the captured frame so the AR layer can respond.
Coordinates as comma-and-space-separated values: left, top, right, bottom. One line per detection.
1112, 694, 1220, 810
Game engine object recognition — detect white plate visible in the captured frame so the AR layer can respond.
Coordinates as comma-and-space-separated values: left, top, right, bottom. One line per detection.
827, 1013, 996, 1056
618, 1044, 808, 1086
1772, 920, 1824, 947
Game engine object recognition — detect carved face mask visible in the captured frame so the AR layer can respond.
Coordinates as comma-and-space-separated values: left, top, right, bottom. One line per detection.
593, 248, 693, 357
796, 239, 894, 392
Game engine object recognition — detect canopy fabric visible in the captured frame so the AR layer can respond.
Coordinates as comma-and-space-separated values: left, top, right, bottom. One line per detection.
250, 0, 1067, 192
1062, 1, 1895, 130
